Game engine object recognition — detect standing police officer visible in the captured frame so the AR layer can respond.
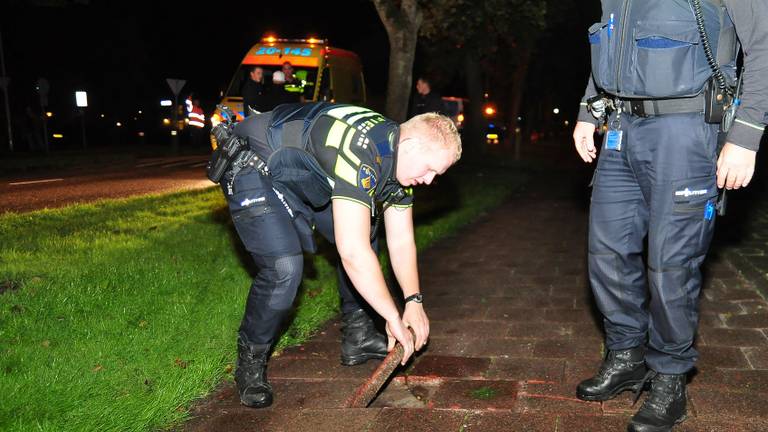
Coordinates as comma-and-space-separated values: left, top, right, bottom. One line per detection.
572, 1, 767, 431
213, 102, 461, 408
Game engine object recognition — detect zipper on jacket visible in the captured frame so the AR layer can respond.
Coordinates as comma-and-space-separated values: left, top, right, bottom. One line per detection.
616, 0, 632, 94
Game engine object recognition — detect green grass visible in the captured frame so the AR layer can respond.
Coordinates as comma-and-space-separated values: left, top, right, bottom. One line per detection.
0, 165, 525, 432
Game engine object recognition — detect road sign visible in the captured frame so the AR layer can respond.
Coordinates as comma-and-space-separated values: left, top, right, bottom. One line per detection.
166, 78, 186, 97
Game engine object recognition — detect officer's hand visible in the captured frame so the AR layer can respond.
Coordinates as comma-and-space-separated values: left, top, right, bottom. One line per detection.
717, 142, 756, 190
385, 318, 415, 365
573, 121, 598, 163
402, 302, 429, 352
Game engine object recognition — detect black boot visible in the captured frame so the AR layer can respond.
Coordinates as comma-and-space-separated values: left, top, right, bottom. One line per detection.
628, 372, 687, 432
340, 309, 387, 366
577, 346, 647, 401
235, 335, 273, 408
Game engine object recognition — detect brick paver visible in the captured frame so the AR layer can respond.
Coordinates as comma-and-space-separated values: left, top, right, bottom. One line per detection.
182, 146, 768, 431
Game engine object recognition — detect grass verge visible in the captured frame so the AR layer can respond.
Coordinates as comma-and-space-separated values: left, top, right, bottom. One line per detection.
0, 164, 525, 431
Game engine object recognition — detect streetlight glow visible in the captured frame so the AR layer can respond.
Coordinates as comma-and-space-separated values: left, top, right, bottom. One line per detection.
160, 99, 173, 107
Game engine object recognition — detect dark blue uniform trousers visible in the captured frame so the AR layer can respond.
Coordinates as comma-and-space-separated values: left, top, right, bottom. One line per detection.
589, 112, 718, 374
223, 166, 374, 345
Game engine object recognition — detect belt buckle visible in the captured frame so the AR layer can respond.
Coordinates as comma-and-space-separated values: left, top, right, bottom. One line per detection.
630, 100, 646, 117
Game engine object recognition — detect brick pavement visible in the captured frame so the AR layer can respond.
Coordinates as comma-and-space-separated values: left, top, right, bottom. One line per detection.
183, 151, 768, 432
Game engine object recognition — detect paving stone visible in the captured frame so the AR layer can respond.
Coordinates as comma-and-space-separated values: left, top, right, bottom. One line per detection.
422, 336, 471, 356
696, 346, 751, 370
507, 322, 573, 339
462, 337, 536, 358
278, 340, 338, 359
485, 305, 547, 321
698, 328, 768, 347
708, 288, 764, 302
430, 320, 510, 339
518, 380, 602, 415
269, 356, 379, 380
698, 298, 744, 314
556, 413, 630, 431
689, 391, 768, 419
690, 369, 768, 394
744, 346, 768, 369
678, 417, 768, 431
425, 305, 489, 321
428, 379, 519, 409
698, 312, 727, 329
279, 408, 381, 432
736, 300, 768, 314
366, 408, 467, 432
725, 312, 768, 328
267, 379, 361, 409
542, 308, 586, 323
486, 357, 565, 381
461, 411, 556, 431
407, 355, 491, 379
533, 338, 600, 359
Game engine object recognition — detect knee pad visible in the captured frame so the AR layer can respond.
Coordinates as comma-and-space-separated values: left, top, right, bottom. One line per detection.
264, 254, 303, 310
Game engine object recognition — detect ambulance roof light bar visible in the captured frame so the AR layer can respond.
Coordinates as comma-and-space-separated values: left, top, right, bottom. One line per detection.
262, 35, 328, 45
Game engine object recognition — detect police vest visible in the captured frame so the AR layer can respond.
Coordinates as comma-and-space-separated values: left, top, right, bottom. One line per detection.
251, 102, 401, 210
589, 0, 737, 99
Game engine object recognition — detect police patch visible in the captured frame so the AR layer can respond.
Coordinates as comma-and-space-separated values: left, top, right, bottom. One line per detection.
358, 164, 377, 193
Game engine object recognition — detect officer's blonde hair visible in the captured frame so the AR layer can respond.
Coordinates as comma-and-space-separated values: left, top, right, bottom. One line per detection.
401, 113, 462, 163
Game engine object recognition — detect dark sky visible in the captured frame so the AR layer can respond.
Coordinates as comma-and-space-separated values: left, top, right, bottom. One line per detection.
1, 0, 598, 125
2, 0, 388, 117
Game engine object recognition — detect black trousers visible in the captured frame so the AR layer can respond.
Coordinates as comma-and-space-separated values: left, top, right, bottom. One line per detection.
589, 112, 719, 374
223, 167, 374, 345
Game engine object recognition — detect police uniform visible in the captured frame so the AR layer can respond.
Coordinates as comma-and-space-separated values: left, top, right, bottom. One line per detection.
576, 1, 768, 430
222, 102, 412, 347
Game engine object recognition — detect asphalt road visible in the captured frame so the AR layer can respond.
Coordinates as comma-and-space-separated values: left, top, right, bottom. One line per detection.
0, 155, 215, 213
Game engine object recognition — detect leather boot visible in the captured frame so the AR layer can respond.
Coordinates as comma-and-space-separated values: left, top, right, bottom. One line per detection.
577, 346, 647, 401
628, 372, 687, 432
235, 335, 273, 408
340, 309, 387, 366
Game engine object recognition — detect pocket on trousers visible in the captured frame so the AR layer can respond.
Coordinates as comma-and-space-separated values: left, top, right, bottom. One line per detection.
670, 175, 718, 258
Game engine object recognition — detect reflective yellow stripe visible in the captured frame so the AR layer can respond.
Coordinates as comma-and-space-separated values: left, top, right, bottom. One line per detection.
334, 156, 358, 185
327, 106, 370, 120
342, 127, 360, 165
324, 120, 347, 149
331, 196, 371, 209
347, 112, 380, 126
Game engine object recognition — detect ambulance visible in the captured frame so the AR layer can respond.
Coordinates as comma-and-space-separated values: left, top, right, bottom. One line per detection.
210, 36, 367, 146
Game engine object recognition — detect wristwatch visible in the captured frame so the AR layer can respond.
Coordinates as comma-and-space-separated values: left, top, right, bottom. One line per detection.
404, 293, 423, 304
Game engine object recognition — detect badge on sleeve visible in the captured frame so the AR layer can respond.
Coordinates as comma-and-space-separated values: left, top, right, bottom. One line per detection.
358, 164, 377, 194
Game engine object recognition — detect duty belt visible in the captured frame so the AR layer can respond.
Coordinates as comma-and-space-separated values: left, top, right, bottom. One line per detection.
620, 94, 705, 118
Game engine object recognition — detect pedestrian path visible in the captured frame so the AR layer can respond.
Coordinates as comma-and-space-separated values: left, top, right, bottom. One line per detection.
182, 164, 768, 432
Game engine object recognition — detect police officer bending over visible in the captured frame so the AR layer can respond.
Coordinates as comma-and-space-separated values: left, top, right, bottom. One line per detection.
208, 102, 461, 408
572, 1, 768, 431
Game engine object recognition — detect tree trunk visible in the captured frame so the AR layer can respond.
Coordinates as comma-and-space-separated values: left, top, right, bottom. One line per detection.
506, 44, 533, 149
372, 0, 422, 122
464, 50, 485, 159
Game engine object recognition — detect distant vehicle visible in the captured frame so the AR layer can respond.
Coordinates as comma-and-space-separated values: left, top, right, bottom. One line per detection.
210, 36, 367, 148
441, 96, 468, 131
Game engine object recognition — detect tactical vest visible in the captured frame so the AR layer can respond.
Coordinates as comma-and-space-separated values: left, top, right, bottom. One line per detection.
245, 102, 400, 210
589, 0, 737, 99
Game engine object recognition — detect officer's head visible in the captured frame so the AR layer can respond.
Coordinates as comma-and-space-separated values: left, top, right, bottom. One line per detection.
396, 113, 461, 187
